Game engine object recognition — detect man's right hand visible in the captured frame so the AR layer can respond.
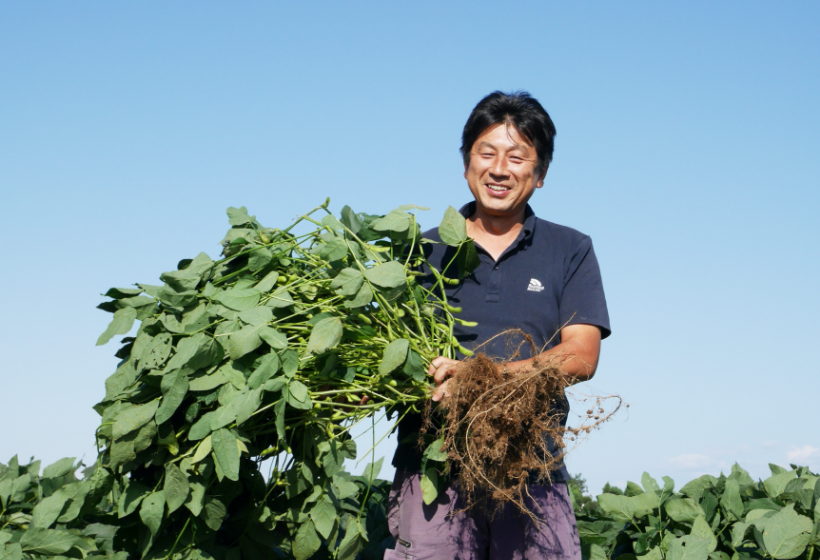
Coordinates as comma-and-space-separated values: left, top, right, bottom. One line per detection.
429, 356, 461, 402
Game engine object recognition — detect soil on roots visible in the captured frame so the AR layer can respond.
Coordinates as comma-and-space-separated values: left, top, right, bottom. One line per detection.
421, 330, 620, 520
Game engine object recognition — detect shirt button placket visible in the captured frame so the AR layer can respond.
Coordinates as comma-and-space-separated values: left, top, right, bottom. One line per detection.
487, 262, 500, 303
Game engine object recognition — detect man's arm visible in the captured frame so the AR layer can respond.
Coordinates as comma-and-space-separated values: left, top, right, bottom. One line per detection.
430, 323, 602, 401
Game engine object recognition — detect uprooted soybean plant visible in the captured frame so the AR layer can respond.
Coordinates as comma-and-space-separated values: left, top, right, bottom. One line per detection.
87, 201, 485, 560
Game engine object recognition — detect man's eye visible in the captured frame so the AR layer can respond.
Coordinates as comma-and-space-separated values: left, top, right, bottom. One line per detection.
509, 156, 523, 163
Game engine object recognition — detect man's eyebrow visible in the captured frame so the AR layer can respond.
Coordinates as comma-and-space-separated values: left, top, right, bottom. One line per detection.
474, 140, 530, 154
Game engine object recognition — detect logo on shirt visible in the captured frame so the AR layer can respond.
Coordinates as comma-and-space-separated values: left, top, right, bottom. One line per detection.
527, 278, 544, 292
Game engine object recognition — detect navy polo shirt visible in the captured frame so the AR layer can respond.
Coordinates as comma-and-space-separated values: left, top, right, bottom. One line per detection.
391, 202, 611, 481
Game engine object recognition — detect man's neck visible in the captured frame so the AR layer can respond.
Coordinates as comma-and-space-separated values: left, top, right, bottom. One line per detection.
465, 207, 527, 261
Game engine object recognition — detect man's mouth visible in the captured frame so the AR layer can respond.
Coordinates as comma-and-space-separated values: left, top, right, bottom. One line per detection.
486, 184, 510, 192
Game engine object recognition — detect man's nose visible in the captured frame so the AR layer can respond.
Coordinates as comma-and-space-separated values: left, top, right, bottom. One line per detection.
489, 156, 509, 177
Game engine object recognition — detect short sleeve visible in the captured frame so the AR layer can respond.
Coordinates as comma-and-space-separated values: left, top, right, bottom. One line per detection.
559, 236, 611, 339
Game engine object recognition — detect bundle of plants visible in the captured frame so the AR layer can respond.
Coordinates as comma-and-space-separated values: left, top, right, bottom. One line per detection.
91, 201, 480, 560
420, 332, 623, 520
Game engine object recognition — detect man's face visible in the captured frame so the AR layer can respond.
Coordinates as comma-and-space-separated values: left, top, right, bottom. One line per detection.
463, 122, 545, 220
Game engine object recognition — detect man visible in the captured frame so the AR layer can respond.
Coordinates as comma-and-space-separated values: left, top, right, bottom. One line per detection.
385, 91, 611, 560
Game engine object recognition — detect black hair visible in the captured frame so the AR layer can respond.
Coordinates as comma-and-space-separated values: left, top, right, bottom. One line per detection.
460, 91, 556, 176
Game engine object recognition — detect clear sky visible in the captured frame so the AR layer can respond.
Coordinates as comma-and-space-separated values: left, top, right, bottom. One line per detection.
2, 1, 818, 495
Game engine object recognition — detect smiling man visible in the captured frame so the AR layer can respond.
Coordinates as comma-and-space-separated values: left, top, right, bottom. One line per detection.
385, 92, 611, 560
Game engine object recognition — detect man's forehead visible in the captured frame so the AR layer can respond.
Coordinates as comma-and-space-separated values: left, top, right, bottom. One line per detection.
473, 122, 534, 152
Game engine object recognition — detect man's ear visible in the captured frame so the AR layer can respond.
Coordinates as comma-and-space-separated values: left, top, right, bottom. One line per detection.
535, 164, 548, 188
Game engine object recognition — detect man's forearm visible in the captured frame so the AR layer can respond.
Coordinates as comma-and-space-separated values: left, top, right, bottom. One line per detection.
503, 324, 602, 382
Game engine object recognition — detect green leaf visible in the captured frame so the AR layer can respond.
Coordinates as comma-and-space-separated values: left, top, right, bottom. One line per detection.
113, 400, 160, 440
322, 214, 345, 231
140, 333, 173, 370
281, 348, 300, 377
340, 206, 361, 233
597, 494, 636, 522
259, 326, 288, 350
665, 498, 705, 523
20, 528, 81, 555
765, 470, 796, 498
331, 474, 359, 500
680, 475, 717, 501
248, 247, 272, 272
421, 468, 439, 505
306, 317, 343, 355
10, 475, 32, 503
371, 209, 412, 233
288, 381, 310, 404
642, 472, 660, 494
216, 287, 261, 311
155, 370, 189, 425
728, 463, 755, 487
238, 306, 273, 326
398, 204, 430, 211
263, 377, 286, 394
227, 324, 265, 359
402, 349, 426, 381
582, 543, 608, 560
721, 479, 744, 521
31, 490, 71, 528
164, 464, 189, 514
105, 287, 144, 299
318, 442, 345, 477
293, 520, 322, 560
337, 518, 367, 560
318, 237, 349, 262
423, 439, 448, 462
439, 206, 468, 246
189, 368, 228, 391
139, 491, 165, 536
184, 479, 206, 517
227, 206, 255, 226
248, 352, 280, 389
690, 516, 717, 552
118, 482, 150, 518
364, 261, 407, 289
254, 271, 280, 293
157, 287, 197, 311
188, 411, 218, 440
166, 333, 220, 371
330, 268, 364, 296
379, 338, 409, 375
202, 497, 227, 531
343, 282, 373, 308
761, 504, 813, 559
265, 287, 294, 308
666, 535, 712, 560
309, 498, 337, 540
42, 457, 77, 479
362, 457, 384, 482
96, 307, 137, 346
211, 429, 240, 481
104, 360, 138, 401
454, 241, 480, 276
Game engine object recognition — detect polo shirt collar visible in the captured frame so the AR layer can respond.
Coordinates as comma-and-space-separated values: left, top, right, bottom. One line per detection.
457, 201, 537, 250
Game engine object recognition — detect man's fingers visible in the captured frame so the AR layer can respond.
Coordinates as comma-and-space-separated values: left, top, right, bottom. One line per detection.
426, 357, 461, 387
432, 379, 452, 402
428, 356, 451, 376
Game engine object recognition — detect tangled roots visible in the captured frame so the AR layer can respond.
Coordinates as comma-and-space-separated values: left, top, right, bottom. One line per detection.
422, 330, 622, 520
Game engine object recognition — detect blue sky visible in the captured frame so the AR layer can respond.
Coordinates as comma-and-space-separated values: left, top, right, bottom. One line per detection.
1, 1, 818, 495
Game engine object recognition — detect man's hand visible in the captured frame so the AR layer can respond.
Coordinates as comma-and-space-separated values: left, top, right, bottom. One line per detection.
429, 356, 460, 402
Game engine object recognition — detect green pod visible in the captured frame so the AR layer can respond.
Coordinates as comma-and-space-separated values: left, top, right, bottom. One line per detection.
441, 276, 460, 286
